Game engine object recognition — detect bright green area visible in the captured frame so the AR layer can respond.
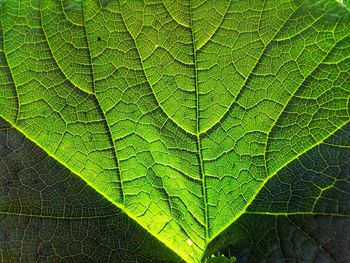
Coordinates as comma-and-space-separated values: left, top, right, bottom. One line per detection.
0, 1, 349, 262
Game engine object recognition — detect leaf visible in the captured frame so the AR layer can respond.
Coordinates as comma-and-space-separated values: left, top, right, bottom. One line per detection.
205, 124, 350, 262
0, 0, 349, 262
0, 118, 182, 263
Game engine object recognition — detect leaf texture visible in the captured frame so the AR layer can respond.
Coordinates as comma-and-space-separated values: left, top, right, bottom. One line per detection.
0, 0, 349, 262
206, 124, 350, 262
0, 118, 182, 263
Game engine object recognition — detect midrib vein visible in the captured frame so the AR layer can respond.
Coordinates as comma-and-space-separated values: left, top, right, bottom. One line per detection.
189, 1, 209, 242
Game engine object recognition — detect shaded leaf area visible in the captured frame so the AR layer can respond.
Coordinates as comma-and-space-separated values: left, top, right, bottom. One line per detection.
205, 124, 350, 262
208, 215, 349, 263
0, 118, 183, 263
206, 255, 236, 263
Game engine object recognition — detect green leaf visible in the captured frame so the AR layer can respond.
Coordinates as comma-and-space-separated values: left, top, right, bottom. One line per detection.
0, 118, 182, 262
205, 124, 350, 262
0, 0, 349, 262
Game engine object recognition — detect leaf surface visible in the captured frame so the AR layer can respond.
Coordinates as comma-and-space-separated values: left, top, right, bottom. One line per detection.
205, 124, 350, 262
0, 0, 349, 262
0, 118, 182, 263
